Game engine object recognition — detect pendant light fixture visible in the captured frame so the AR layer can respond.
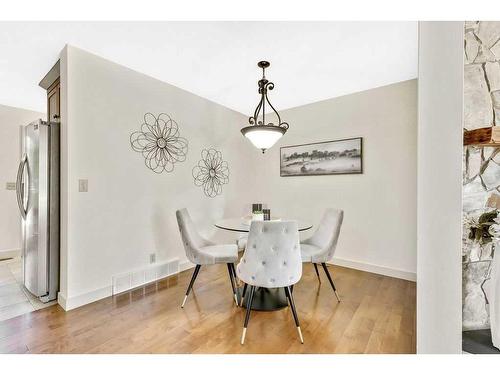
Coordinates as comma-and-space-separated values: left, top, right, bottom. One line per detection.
241, 61, 289, 153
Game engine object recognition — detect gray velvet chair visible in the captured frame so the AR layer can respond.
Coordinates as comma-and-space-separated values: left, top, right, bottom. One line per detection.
300, 208, 344, 302
237, 221, 303, 345
176, 208, 239, 308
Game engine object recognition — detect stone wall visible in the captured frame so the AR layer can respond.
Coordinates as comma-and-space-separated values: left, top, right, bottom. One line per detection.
464, 21, 500, 129
463, 21, 500, 330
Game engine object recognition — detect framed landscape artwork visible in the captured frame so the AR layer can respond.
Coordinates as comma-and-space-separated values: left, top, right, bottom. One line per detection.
280, 137, 363, 177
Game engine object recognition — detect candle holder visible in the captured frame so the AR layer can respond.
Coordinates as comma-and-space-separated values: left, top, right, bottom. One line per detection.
252, 203, 262, 213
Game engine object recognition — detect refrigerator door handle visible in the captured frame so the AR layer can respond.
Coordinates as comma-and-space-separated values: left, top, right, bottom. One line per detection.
16, 153, 28, 220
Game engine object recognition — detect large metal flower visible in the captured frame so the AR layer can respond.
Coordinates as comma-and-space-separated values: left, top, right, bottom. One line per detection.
192, 148, 229, 197
130, 113, 188, 173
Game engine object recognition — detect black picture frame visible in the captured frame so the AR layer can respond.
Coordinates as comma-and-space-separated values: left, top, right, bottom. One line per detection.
280, 137, 363, 177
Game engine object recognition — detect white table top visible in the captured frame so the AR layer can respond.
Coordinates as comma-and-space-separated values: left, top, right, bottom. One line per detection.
215, 217, 313, 233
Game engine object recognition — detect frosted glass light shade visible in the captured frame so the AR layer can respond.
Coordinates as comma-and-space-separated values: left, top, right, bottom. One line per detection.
241, 126, 286, 153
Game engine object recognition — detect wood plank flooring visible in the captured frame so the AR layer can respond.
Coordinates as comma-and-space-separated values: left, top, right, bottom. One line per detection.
0, 263, 415, 354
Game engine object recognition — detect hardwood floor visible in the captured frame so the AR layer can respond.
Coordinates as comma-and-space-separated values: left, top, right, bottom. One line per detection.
0, 263, 415, 354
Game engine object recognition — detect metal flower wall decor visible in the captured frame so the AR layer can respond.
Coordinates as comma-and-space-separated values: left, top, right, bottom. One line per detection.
130, 113, 188, 173
192, 148, 229, 197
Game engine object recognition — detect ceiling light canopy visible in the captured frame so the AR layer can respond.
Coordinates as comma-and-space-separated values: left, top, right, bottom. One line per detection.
241, 61, 289, 153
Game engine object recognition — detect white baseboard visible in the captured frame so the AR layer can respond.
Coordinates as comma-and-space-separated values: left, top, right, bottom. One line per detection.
328, 256, 416, 282
59, 286, 113, 311
179, 259, 195, 272
61, 258, 194, 311
57, 292, 67, 310
0, 248, 21, 260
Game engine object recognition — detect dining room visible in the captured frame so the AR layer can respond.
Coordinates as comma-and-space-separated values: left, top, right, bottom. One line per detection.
0, 21, 419, 354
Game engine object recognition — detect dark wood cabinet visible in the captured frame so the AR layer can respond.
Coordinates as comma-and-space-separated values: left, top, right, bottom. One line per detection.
47, 78, 60, 123
39, 60, 60, 123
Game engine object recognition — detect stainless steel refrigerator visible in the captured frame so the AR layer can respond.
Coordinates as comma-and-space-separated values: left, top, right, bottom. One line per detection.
16, 120, 59, 302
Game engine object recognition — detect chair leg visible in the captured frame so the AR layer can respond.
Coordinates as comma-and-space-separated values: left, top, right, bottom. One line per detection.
285, 286, 304, 344
240, 283, 248, 306
227, 264, 238, 306
321, 263, 341, 302
284, 286, 291, 306
313, 263, 321, 283
181, 265, 201, 308
231, 263, 240, 302
231, 263, 238, 282
230, 263, 239, 293
241, 285, 256, 345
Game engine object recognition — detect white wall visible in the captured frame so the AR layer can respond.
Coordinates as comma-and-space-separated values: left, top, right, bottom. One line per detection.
417, 22, 463, 354
0, 104, 45, 257
59, 46, 258, 309
60, 45, 419, 310
258, 80, 417, 280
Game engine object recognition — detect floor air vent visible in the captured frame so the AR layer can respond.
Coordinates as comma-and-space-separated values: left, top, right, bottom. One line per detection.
112, 258, 179, 295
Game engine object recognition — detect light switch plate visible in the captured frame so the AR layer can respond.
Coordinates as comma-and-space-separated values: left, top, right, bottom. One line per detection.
5, 182, 16, 190
78, 179, 88, 192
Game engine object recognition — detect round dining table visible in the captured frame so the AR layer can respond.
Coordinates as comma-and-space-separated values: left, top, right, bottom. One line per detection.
215, 217, 313, 233
214, 217, 313, 311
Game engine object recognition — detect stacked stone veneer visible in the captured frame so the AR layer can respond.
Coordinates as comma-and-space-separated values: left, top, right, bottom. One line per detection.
463, 21, 500, 330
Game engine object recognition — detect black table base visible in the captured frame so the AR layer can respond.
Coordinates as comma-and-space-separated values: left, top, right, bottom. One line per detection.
237, 286, 288, 311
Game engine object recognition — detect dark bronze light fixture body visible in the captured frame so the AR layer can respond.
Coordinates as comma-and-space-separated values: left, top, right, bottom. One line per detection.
241, 61, 289, 153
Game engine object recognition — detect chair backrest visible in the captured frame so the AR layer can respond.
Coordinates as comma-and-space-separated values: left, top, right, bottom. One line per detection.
237, 221, 302, 288
307, 208, 344, 261
176, 208, 211, 264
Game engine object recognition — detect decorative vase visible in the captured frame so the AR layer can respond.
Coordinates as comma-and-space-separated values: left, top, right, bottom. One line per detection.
252, 213, 264, 221
252, 203, 262, 212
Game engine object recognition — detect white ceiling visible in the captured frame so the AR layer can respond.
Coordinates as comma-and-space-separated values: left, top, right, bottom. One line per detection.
0, 22, 417, 115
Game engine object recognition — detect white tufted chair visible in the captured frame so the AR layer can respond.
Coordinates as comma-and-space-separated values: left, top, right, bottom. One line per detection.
176, 208, 239, 308
237, 221, 303, 344
300, 208, 344, 302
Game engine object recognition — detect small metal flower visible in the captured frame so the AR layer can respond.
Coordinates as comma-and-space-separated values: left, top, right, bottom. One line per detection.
130, 113, 188, 173
192, 148, 229, 197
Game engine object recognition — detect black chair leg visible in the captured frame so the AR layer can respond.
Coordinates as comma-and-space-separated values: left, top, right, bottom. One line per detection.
230, 263, 240, 299
284, 286, 290, 307
227, 264, 238, 306
181, 265, 201, 308
321, 263, 341, 302
285, 286, 304, 343
229, 262, 238, 283
240, 283, 248, 306
313, 263, 321, 283
241, 285, 256, 344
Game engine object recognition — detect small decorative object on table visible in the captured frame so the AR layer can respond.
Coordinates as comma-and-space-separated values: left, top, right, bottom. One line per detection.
252, 203, 262, 213
251, 203, 265, 221
263, 209, 271, 221
252, 211, 264, 221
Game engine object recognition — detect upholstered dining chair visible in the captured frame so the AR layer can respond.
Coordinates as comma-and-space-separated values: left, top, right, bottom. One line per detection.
300, 208, 344, 302
176, 208, 239, 308
236, 236, 247, 251
237, 221, 303, 345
